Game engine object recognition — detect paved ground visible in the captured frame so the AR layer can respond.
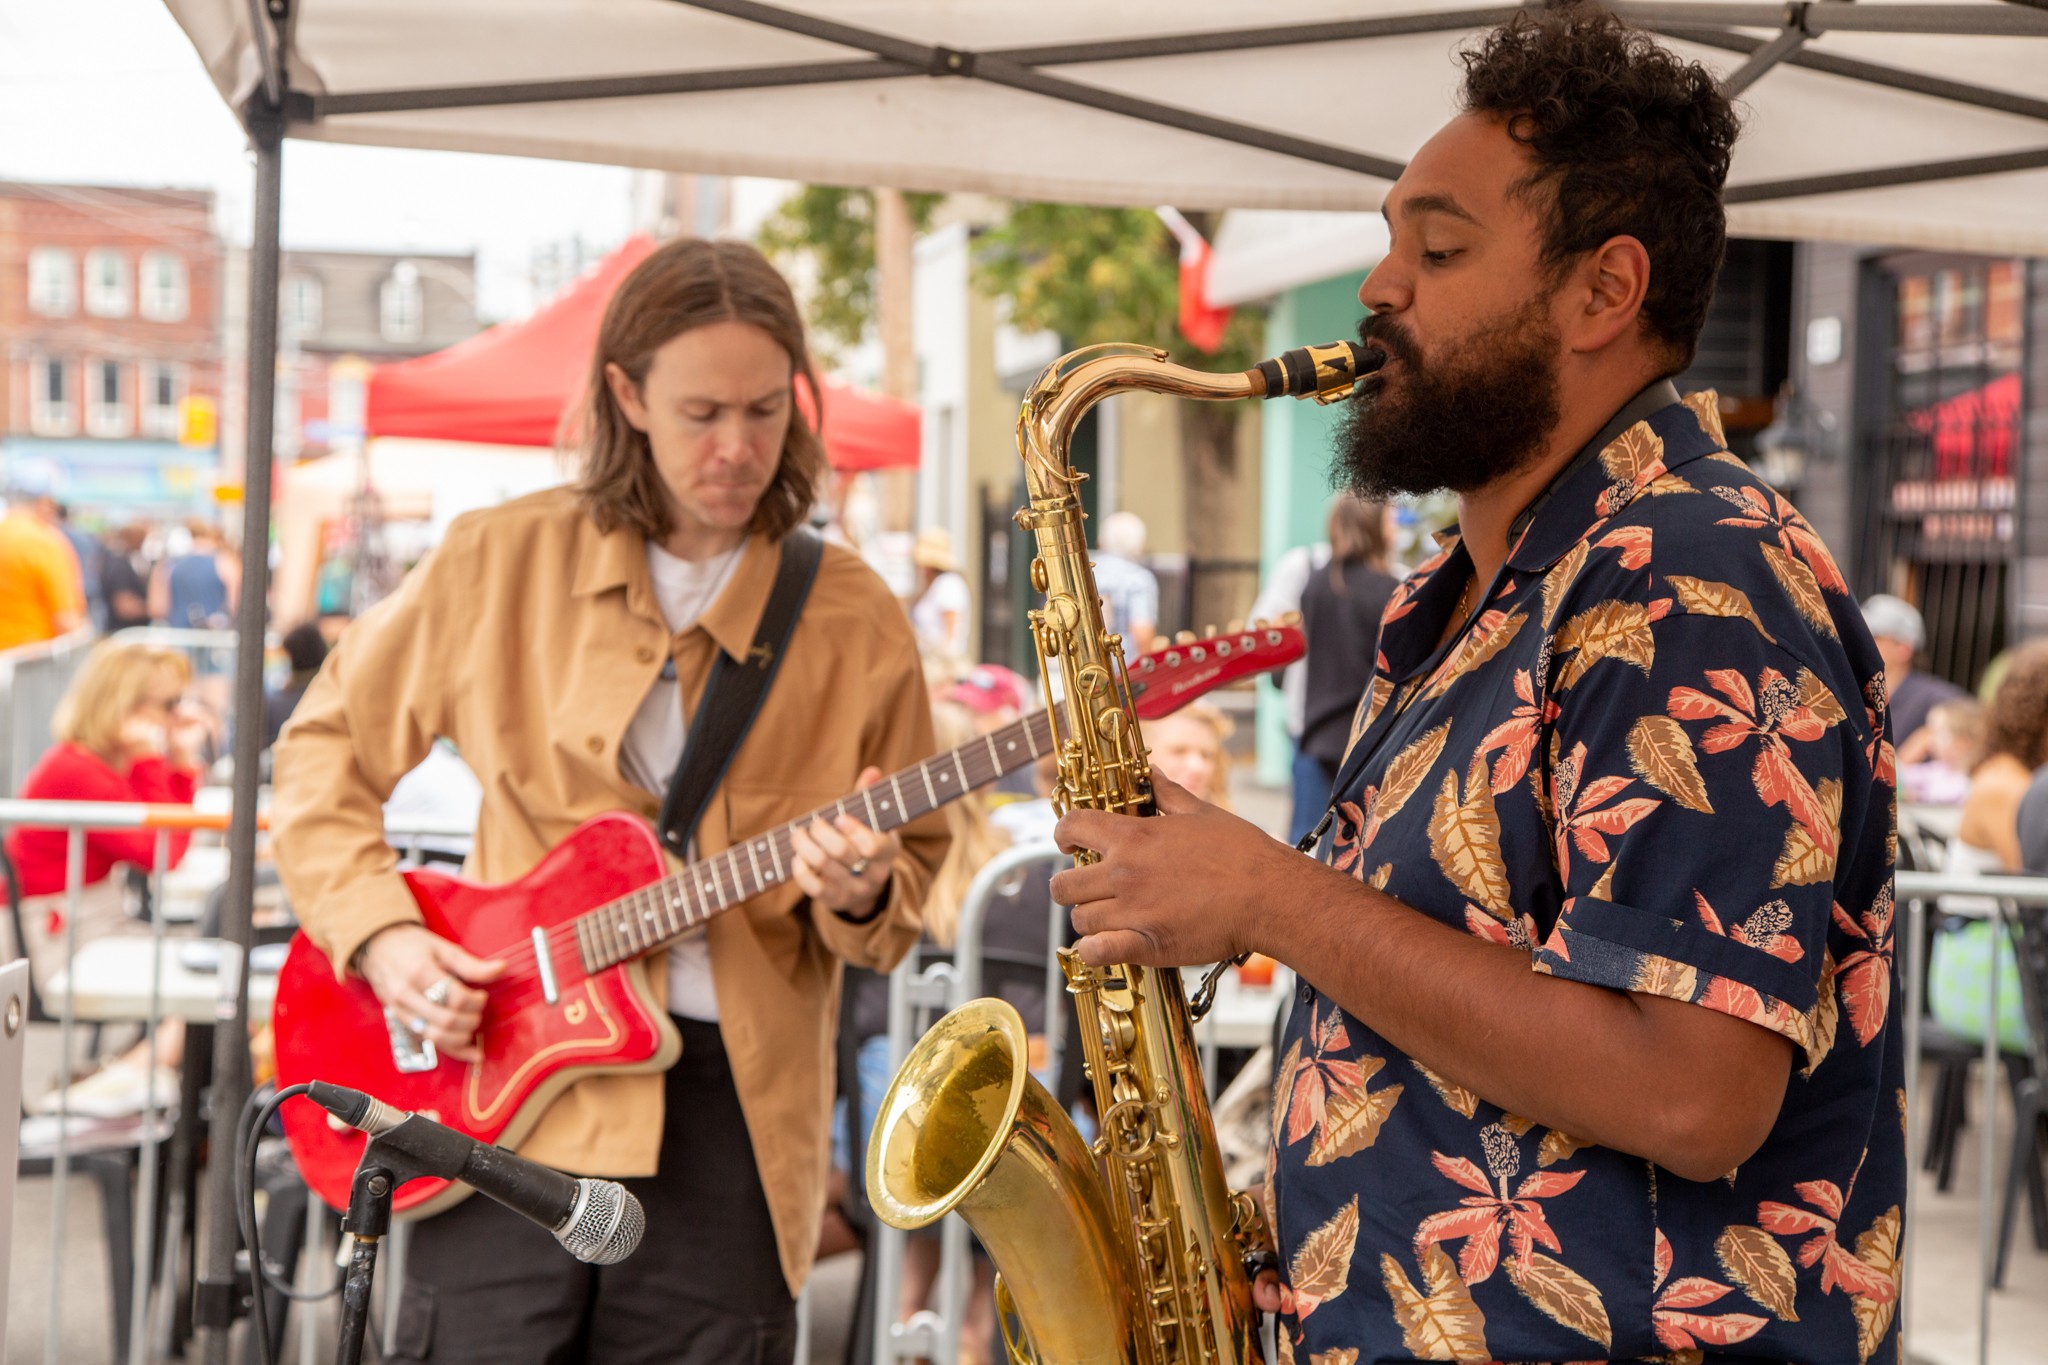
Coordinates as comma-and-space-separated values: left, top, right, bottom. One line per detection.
9, 772, 2047, 1362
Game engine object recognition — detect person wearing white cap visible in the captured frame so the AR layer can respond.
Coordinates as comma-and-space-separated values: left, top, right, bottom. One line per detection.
1861, 592, 1965, 760
909, 525, 972, 661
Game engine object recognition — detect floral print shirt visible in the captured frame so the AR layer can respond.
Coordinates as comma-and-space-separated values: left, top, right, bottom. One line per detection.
1268, 391, 1903, 1365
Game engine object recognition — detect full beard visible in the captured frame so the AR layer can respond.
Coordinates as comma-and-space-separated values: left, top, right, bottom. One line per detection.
1332, 296, 1564, 500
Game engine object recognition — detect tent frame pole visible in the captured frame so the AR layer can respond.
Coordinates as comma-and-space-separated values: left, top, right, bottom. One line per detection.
1653, 23, 2048, 123
1718, 18, 1810, 97
192, 86, 286, 1365
1726, 145, 2048, 202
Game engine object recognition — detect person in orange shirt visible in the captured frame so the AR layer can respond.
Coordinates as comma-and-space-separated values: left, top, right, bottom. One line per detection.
0, 486, 86, 652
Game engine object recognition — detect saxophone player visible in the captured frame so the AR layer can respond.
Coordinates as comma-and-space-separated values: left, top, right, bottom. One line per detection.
1055, 12, 1902, 1364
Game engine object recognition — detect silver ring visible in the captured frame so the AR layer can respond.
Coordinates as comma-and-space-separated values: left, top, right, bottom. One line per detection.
846, 857, 871, 878
423, 976, 454, 1008
409, 1015, 429, 1036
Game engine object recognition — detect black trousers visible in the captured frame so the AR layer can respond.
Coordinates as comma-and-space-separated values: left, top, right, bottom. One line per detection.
386, 1018, 798, 1364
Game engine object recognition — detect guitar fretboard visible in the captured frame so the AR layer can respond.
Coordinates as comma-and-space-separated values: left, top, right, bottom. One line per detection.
572, 708, 1055, 973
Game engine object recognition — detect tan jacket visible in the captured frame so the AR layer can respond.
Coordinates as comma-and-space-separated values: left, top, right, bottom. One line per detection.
272, 487, 948, 1295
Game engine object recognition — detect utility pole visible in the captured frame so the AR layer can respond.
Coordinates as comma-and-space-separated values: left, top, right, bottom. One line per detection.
872, 187, 916, 532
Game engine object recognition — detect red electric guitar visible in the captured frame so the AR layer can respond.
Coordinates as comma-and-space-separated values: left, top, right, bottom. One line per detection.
274, 621, 1302, 1215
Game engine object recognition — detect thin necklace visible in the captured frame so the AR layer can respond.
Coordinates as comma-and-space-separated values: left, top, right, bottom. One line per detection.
669, 537, 746, 630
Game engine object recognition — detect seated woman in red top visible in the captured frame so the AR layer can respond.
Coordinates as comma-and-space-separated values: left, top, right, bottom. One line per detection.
7, 641, 208, 1114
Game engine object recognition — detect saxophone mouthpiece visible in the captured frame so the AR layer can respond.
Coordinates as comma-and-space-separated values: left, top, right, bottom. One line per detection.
1252, 341, 1386, 403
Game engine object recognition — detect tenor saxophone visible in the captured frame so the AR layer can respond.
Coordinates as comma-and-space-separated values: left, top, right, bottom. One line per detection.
866, 339, 1378, 1365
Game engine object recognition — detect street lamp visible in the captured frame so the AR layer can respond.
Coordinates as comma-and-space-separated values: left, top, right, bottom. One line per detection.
1751, 386, 1834, 498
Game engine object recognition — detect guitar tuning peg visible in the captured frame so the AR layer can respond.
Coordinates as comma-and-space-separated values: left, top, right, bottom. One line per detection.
1279, 610, 1301, 626
1203, 624, 1218, 639
1175, 630, 1198, 645
1226, 618, 1244, 634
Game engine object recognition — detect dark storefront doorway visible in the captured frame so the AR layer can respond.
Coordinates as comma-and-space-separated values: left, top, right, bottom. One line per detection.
1856, 254, 2027, 691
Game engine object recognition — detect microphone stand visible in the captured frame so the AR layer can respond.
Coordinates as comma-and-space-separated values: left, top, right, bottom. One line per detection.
335, 1133, 434, 1365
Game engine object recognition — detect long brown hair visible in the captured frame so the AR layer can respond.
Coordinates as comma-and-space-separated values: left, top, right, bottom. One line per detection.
1326, 492, 1390, 593
52, 642, 191, 764
572, 238, 826, 543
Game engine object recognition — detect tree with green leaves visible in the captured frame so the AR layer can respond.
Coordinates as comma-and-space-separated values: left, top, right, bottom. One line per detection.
975, 204, 1270, 631
756, 186, 942, 355
759, 191, 1270, 630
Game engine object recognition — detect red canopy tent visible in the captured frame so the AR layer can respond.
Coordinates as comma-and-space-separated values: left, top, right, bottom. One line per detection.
365, 234, 921, 471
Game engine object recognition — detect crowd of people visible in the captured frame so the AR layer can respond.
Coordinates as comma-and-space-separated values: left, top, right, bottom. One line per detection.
6, 11, 2046, 1359
0, 484, 242, 652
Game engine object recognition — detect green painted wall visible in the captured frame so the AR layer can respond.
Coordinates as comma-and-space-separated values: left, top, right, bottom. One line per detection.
1256, 270, 1370, 785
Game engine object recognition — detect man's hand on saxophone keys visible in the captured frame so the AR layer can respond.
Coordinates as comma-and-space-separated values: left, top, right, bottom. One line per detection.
1052, 769, 1341, 969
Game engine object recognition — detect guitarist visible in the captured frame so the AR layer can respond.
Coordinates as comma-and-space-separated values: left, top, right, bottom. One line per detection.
271, 238, 949, 1363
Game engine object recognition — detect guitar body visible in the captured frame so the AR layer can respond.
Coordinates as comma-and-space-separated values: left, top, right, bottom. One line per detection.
274, 812, 680, 1215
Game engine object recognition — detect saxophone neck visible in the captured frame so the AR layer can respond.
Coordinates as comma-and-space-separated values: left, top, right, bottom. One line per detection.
1015, 340, 1381, 497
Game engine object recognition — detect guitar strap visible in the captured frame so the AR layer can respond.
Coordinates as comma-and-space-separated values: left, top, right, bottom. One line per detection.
656, 529, 825, 860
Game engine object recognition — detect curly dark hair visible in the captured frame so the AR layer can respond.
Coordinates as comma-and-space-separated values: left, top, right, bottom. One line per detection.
1982, 640, 2048, 770
1459, 6, 1740, 369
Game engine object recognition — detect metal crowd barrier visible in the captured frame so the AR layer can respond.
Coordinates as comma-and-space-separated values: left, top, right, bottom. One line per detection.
0, 629, 96, 806
870, 840, 1068, 1365
1894, 868, 2048, 1365
0, 797, 472, 1365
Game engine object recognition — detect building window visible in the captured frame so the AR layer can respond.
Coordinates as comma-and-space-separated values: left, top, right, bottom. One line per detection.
30, 357, 74, 435
284, 274, 323, 340
84, 249, 132, 318
86, 359, 129, 437
380, 262, 424, 343
28, 248, 75, 316
142, 362, 184, 439
139, 251, 188, 322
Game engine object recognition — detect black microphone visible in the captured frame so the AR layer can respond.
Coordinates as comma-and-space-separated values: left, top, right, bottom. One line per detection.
307, 1081, 645, 1265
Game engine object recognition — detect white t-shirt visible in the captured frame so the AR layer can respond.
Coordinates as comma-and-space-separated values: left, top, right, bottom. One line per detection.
911, 570, 972, 658
617, 538, 748, 1021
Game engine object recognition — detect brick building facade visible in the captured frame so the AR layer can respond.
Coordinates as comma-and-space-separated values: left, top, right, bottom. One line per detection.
0, 182, 223, 518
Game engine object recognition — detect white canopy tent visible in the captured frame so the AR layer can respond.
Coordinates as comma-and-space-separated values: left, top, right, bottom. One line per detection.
168, 0, 2048, 251
151, 3, 2047, 1360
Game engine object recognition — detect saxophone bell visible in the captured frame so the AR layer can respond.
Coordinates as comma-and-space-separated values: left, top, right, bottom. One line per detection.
867, 1000, 1145, 1365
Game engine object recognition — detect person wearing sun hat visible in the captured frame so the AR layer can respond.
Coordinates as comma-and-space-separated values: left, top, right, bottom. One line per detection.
909, 525, 972, 660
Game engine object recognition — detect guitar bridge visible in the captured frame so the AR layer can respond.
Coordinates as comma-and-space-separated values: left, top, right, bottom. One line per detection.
383, 1006, 440, 1073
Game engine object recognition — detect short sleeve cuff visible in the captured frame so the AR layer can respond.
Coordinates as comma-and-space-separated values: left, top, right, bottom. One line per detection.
1533, 895, 1819, 1048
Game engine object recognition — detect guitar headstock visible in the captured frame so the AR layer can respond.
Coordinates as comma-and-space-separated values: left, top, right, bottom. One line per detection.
1126, 615, 1305, 720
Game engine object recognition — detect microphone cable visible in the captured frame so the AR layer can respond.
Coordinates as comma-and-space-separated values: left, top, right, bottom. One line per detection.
235, 1081, 343, 1365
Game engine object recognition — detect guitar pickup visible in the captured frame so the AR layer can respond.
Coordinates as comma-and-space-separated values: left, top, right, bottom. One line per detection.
383, 1006, 439, 1074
